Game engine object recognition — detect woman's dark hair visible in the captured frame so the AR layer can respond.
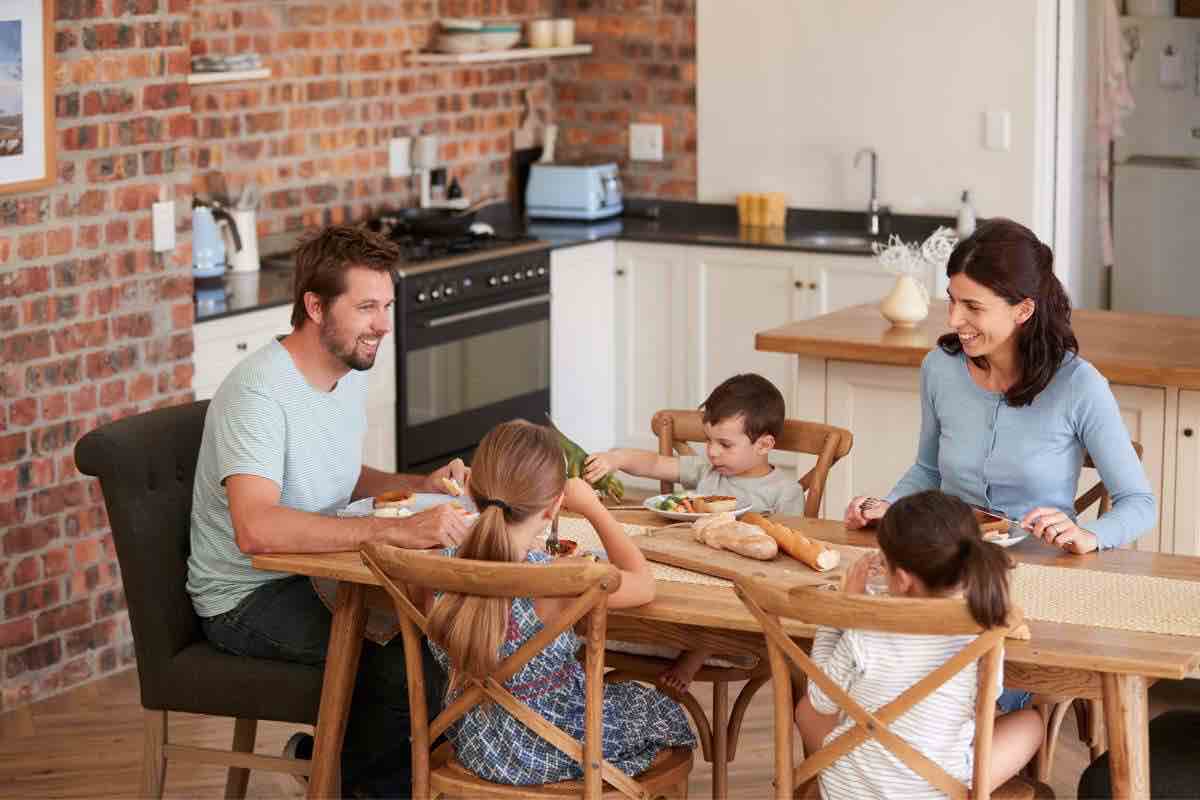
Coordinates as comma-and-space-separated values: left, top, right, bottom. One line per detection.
876, 490, 1013, 629
937, 218, 1078, 407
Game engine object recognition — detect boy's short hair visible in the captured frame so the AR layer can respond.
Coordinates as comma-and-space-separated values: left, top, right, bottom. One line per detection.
700, 373, 785, 442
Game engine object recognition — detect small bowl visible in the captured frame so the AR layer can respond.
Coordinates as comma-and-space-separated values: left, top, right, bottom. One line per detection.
436, 32, 483, 53
479, 30, 521, 50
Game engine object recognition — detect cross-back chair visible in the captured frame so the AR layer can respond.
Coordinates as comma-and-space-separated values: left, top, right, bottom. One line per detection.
735, 578, 1043, 800
1030, 442, 1144, 783
603, 409, 852, 799
360, 542, 694, 799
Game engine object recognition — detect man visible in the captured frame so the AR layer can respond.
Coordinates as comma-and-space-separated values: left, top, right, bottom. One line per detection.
187, 225, 469, 797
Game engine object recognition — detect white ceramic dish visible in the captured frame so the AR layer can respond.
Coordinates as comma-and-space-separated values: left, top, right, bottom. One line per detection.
984, 529, 1030, 548
479, 30, 521, 49
643, 494, 753, 522
436, 32, 483, 53
338, 492, 478, 520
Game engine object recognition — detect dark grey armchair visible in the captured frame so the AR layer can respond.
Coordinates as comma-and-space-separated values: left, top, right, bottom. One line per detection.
74, 400, 323, 798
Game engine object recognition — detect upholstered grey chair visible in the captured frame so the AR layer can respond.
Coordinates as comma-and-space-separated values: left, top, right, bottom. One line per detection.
74, 400, 323, 798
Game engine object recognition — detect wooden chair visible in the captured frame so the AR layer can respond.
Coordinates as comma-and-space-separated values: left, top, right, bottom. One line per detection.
735, 579, 1046, 800
360, 542, 694, 799
604, 409, 852, 798
1030, 442, 1144, 783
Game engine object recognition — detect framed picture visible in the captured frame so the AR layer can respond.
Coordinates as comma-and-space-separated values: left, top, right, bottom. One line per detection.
0, 0, 55, 195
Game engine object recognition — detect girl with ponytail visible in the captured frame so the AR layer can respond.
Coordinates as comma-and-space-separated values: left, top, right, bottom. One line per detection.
423, 420, 695, 786
796, 491, 1045, 799
846, 217, 1154, 558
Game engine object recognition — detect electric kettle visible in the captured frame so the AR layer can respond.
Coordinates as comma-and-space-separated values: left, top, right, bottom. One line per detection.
192, 199, 242, 279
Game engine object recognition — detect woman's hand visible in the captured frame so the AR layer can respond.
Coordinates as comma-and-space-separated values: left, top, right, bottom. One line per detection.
845, 496, 889, 530
562, 477, 601, 515
1021, 506, 1099, 554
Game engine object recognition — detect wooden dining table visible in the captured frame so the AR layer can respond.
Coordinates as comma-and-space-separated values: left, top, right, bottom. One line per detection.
252, 511, 1200, 800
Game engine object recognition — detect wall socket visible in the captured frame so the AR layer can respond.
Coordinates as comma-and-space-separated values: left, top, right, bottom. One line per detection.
389, 136, 412, 177
629, 123, 664, 161
152, 200, 175, 253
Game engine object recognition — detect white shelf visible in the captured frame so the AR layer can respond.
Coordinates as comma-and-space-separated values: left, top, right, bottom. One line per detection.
409, 44, 592, 64
187, 68, 271, 85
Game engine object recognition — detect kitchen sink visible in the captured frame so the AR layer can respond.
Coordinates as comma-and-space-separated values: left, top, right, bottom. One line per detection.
789, 232, 881, 251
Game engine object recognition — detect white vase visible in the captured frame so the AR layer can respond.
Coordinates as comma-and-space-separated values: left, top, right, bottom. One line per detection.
879, 274, 929, 328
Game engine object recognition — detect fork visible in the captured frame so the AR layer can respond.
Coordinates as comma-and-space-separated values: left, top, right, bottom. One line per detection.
860, 497, 885, 511
547, 513, 560, 554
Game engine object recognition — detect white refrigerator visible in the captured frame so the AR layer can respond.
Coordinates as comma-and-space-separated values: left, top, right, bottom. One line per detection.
1112, 16, 1200, 317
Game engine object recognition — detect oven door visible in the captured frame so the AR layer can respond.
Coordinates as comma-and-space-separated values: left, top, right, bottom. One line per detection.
399, 289, 550, 472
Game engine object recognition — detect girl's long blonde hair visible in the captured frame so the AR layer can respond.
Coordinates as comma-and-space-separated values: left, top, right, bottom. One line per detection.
425, 420, 566, 694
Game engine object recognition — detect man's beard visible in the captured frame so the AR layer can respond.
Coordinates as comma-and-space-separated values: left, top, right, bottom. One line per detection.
319, 318, 378, 372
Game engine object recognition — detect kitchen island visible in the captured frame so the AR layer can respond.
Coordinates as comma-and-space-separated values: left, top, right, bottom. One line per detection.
756, 301, 1200, 555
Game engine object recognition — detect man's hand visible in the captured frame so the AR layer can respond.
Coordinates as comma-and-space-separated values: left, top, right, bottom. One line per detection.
424, 458, 470, 495
379, 504, 469, 549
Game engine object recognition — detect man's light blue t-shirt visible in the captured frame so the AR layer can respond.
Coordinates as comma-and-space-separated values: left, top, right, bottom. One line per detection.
887, 348, 1155, 549
187, 338, 368, 618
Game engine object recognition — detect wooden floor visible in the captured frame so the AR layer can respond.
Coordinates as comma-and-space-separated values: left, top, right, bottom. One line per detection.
1, 668, 1198, 798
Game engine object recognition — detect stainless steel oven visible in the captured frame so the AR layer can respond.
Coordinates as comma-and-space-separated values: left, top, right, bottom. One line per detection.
395, 246, 551, 473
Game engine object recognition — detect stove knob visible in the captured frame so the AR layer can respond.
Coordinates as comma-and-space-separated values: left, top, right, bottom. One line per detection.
488, 276, 500, 287
431, 287, 442, 300
536, 267, 547, 276
525, 268, 535, 278
416, 291, 428, 303
462, 277, 473, 289
501, 274, 511, 284
513, 271, 523, 281
444, 285, 456, 297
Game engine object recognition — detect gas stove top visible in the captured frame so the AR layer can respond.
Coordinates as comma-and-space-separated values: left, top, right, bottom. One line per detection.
364, 213, 536, 264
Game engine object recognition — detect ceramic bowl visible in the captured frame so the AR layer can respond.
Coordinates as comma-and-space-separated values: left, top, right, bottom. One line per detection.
435, 32, 483, 53
479, 30, 521, 50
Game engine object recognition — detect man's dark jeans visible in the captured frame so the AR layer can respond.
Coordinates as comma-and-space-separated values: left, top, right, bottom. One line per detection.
201, 575, 443, 798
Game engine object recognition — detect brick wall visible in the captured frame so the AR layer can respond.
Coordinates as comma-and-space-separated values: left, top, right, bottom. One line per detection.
190, 0, 558, 238
0, 0, 195, 711
553, 0, 696, 199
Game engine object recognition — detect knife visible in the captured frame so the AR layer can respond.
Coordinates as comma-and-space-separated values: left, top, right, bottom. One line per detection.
967, 503, 1027, 531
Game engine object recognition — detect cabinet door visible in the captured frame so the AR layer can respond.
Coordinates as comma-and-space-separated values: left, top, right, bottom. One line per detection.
824, 360, 923, 518
1075, 384, 1165, 552
551, 241, 616, 454
808, 253, 903, 319
193, 304, 294, 400
1173, 390, 1200, 556
613, 243, 690, 455
688, 246, 805, 412
364, 329, 397, 472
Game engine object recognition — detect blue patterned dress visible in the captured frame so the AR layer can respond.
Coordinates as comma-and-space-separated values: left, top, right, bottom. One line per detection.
428, 548, 697, 785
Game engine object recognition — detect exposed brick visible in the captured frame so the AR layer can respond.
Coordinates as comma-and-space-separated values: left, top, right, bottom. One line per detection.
5, 638, 62, 679
3, 519, 59, 556
94, 588, 126, 619
12, 557, 40, 587
65, 618, 118, 658
0, 432, 27, 464
0, 618, 35, 650
4, 580, 62, 618
42, 547, 70, 579
36, 599, 92, 638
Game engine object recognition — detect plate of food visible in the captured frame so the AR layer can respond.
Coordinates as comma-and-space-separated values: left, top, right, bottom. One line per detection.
643, 493, 753, 521
339, 489, 478, 520
973, 507, 1029, 548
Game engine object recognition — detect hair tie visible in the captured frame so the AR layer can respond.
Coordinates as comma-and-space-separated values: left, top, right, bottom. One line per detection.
478, 496, 511, 514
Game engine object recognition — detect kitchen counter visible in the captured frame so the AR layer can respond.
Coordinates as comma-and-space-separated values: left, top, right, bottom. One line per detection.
757, 301, 1200, 390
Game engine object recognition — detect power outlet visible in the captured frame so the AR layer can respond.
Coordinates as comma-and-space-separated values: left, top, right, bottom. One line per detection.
629, 123, 664, 161
389, 136, 412, 177
152, 200, 175, 253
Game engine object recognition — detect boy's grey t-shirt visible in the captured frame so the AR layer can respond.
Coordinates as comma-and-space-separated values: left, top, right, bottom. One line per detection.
678, 456, 806, 515
187, 339, 368, 618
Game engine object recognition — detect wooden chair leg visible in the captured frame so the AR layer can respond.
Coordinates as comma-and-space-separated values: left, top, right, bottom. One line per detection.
1076, 698, 1106, 760
1033, 701, 1072, 784
726, 671, 771, 760
142, 709, 167, 799
711, 681, 729, 800
224, 717, 258, 799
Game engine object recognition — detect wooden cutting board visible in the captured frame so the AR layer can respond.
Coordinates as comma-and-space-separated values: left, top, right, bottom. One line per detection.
635, 524, 869, 588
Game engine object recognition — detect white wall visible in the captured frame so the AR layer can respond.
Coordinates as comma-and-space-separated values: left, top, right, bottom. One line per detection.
697, 0, 1043, 224
1075, 0, 1106, 310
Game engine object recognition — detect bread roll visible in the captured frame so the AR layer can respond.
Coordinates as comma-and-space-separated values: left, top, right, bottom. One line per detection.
694, 495, 738, 513
742, 513, 840, 572
375, 489, 415, 509
441, 476, 464, 496
693, 513, 778, 560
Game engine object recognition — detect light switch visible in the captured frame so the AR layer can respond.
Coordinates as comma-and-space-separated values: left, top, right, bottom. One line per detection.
984, 110, 1011, 152
629, 123, 664, 161
152, 200, 175, 253
389, 136, 412, 177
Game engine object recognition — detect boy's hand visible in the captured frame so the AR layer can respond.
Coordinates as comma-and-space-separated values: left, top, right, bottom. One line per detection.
562, 477, 601, 514
583, 452, 618, 484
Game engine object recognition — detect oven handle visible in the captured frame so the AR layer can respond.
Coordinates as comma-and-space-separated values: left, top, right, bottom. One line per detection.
422, 293, 551, 328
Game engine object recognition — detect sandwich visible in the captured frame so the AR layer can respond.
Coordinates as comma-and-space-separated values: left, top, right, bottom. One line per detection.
441, 476, 464, 496
693, 495, 738, 513
374, 489, 415, 510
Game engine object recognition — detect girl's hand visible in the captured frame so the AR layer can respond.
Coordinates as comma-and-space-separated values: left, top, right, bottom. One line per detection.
425, 459, 469, 495
842, 553, 874, 595
562, 477, 601, 515
1022, 506, 1099, 554
583, 452, 617, 484
845, 496, 888, 530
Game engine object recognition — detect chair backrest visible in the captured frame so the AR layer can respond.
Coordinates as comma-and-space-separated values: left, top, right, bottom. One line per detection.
1075, 441, 1143, 516
651, 409, 853, 518
361, 542, 647, 800
73, 400, 211, 711
734, 578, 1024, 800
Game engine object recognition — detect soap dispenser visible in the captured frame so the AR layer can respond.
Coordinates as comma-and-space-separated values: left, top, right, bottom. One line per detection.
956, 190, 976, 239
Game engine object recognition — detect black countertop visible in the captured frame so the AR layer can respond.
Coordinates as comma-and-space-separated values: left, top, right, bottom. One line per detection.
194, 200, 954, 324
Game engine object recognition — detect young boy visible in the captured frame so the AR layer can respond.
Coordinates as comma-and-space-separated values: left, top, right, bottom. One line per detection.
583, 373, 804, 690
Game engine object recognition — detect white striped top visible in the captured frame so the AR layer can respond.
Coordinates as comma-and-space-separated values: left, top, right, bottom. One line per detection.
187, 338, 368, 618
808, 625, 1000, 800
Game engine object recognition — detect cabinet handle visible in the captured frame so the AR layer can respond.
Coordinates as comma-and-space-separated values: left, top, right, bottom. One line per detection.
794, 281, 804, 289
236, 342, 248, 351
615, 269, 626, 276
1185, 428, 1195, 438
808, 282, 819, 290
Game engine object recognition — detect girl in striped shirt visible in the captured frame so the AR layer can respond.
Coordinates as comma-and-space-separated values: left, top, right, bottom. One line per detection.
794, 490, 1045, 799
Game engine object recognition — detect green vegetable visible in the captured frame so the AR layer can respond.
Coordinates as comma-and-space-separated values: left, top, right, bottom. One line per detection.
545, 416, 625, 503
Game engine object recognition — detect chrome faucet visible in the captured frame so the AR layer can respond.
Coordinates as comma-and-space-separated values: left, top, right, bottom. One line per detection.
854, 147, 887, 236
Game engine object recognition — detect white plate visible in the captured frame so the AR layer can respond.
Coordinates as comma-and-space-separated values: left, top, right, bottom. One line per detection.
642, 494, 753, 522
985, 529, 1030, 548
337, 492, 478, 519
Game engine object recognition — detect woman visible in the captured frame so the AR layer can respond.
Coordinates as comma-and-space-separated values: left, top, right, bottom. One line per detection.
846, 218, 1155, 554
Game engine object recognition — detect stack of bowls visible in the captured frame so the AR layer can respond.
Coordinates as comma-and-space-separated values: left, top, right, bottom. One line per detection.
435, 19, 522, 53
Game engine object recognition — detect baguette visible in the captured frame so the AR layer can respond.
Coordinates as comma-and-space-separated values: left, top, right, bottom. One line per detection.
742, 512, 840, 572
693, 513, 778, 560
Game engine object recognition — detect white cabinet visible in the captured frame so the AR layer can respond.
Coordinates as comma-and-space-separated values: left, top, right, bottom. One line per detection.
194, 303, 398, 473
550, 241, 617, 454
1173, 390, 1200, 556
810, 253, 907, 318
